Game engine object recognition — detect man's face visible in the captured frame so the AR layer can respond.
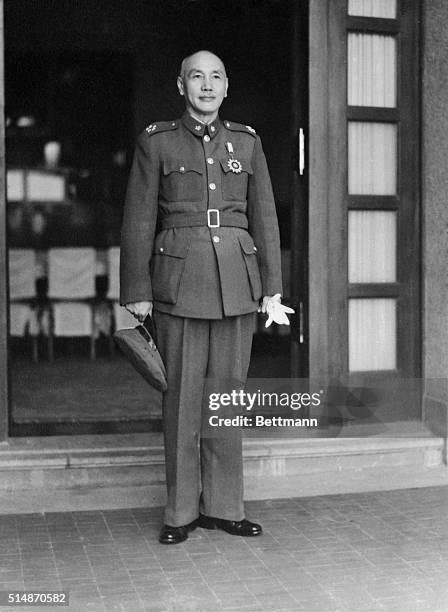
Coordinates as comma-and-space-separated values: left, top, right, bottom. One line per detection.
177, 52, 228, 122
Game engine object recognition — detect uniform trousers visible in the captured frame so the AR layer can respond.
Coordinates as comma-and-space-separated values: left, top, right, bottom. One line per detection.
153, 310, 256, 527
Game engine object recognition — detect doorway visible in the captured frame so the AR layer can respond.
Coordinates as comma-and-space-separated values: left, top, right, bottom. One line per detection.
4, 0, 309, 434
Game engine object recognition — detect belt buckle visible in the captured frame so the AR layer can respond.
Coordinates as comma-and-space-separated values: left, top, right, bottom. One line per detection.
207, 209, 220, 228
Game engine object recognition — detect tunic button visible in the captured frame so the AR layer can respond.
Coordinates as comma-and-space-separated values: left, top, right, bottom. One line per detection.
159, 247, 164, 252
254, 246, 257, 252
207, 157, 214, 165
213, 236, 220, 243
210, 126, 216, 132
179, 166, 185, 173
203, 135, 211, 142
209, 183, 216, 190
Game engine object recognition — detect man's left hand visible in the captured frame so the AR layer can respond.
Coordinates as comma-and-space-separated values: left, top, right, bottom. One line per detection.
259, 294, 295, 327
259, 294, 282, 314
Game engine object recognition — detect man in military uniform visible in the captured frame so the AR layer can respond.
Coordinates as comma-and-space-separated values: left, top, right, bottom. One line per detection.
120, 50, 282, 544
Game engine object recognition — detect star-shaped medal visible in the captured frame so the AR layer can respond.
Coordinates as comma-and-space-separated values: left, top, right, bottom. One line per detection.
227, 158, 243, 174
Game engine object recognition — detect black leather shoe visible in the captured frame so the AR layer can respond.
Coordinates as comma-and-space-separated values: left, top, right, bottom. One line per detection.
197, 514, 262, 537
158, 520, 197, 544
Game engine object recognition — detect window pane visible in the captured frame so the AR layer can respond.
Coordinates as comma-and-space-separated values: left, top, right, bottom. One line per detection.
349, 298, 397, 371
348, 34, 397, 107
348, 122, 397, 195
348, 211, 396, 283
348, 0, 396, 19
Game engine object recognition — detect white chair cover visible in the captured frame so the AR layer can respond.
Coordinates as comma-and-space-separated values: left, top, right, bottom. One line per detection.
9, 249, 36, 299
52, 303, 94, 337
48, 248, 96, 299
113, 303, 137, 330
48, 248, 96, 338
106, 246, 120, 300
9, 304, 38, 337
108, 247, 137, 330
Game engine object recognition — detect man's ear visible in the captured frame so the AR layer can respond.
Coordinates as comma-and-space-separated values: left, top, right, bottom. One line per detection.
177, 76, 184, 96
224, 78, 229, 98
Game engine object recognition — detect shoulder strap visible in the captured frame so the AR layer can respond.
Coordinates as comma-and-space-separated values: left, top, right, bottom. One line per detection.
223, 120, 257, 137
145, 120, 179, 136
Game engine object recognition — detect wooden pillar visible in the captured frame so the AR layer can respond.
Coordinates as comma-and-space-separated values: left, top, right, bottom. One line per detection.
422, 0, 448, 460
308, 0, 330, 383
0, 0, 8, 443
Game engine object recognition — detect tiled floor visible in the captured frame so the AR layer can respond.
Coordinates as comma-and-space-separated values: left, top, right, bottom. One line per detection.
0, 486, 447, 612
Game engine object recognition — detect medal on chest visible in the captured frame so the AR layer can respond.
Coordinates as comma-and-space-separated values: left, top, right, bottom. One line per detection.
226, 142, 242, 174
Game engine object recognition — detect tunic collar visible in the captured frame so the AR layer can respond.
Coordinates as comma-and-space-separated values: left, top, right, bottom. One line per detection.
181, 112, 221, 139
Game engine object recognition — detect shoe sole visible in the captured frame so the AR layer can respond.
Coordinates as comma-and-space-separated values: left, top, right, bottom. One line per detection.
159, 535, 188, 544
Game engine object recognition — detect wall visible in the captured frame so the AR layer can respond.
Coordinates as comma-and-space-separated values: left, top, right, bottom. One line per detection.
422, 0, 448, 449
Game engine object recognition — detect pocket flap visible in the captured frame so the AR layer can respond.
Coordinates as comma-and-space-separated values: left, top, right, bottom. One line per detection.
238, 233, 258, 255
219, 158, 253, 175
153, 238, 190, 258
163, 160, 203, 175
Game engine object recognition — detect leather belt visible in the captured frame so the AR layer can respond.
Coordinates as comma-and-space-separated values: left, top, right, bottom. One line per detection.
161, 210, 248, 230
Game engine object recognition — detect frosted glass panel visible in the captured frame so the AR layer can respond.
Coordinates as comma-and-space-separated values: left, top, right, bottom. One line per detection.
349, 298, 396, 371
348, 34, 396, 107
348, 0, 396, 18
348, 122, 397, 195
348, 211, 396, 283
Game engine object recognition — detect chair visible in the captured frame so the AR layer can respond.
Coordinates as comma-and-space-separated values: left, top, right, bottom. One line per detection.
8, 249, 39, 361
47, 247, 98, 360
106, 247, 136, 354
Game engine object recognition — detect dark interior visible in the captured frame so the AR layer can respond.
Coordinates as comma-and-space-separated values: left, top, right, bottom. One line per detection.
6, 0, 305, 434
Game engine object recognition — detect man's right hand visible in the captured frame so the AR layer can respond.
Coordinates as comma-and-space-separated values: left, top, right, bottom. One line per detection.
124, 301, 153, 322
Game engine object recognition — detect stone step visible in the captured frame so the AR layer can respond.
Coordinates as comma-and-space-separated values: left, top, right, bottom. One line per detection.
0, 423, 446, 513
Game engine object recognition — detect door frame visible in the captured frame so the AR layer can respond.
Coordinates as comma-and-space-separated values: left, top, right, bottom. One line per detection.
307, 0, 422, 413
0, 0, 8, 443
290, 0, 309, 378
0, 0, 424, 440
308, 0, 335, 382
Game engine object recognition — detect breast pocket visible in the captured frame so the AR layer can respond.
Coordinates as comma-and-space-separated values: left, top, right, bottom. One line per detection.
151, 236, 191, 304
160, 160, 204, 202
219, 158, 253, 201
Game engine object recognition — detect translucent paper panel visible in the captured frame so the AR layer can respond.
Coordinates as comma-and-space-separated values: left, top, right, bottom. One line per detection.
348, 122, 397, 195
349, 298, 396, 371
348, 211, 396, 283
348, 0, 396, 19
348, 34, 397, 107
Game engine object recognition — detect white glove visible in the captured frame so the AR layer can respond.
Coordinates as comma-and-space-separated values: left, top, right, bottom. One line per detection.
264, 294, 295, 328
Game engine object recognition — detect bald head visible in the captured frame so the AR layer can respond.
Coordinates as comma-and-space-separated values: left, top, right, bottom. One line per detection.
177, 50, 228, 124
179, 50, 227, 79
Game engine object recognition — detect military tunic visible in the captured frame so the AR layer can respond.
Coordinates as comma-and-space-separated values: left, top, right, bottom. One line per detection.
120, 112, 282, 314
120, 111, 282, 526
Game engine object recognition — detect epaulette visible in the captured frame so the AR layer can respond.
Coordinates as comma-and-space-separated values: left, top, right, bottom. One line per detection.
223, 120, 257, 137
145, 120, 178, 136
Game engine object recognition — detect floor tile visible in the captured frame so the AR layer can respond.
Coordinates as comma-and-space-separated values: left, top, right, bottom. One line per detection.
1, 485, 448, 611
